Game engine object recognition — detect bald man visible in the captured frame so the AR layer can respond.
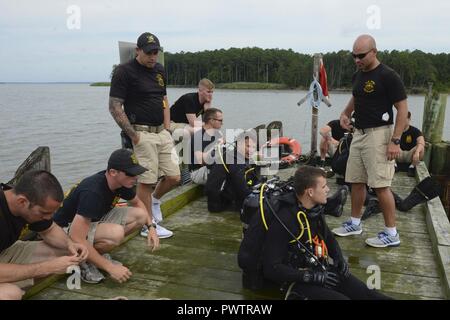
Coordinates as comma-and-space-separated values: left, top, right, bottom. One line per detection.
332, 34, 408, 248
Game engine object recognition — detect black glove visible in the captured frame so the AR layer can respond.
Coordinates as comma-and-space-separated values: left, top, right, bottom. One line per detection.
301, 269, 340, 289
338, 260, 351, 280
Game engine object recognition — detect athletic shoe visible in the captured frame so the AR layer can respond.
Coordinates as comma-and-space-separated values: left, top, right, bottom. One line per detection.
365, 231, 400, 248
140, 224, 174, 239
332, 220, 363, 237
80, 261, 105, 284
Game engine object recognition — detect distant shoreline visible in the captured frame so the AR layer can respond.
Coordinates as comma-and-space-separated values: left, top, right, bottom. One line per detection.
0, 82, 441, 95
89, 81, 434, 95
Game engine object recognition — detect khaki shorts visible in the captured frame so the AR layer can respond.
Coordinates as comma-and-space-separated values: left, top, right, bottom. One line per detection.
133, 129, 181, 184
345, 125, 395, 188
65, 207, 129, 244
397, 147, 416, 164
0, 240, 40, 288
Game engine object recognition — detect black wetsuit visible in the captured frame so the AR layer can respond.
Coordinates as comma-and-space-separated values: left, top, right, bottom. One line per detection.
262, 192, 390, 300
205, 150, 258, 213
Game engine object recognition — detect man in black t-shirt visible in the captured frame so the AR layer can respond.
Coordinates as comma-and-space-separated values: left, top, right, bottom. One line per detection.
109, 32, 180, 240
0, 170, 88, 300
319, 119, 350, 163
397, 112, 425, 176
170, 78, 215, 136
53, 149, 159, 285
187, 108, 223, 184
333, 34, 409, 249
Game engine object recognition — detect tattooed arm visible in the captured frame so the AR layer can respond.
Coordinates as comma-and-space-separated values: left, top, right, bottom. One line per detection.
109, 96, 139, 144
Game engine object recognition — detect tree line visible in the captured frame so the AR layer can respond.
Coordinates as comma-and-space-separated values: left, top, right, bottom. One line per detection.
112, 48, 450, 91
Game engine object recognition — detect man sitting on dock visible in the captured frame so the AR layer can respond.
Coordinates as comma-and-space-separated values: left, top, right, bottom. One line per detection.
188, 108, 224, 185
319, 119, 350, 167
396, 111, 425, 177
53, 149, 159, 284
261, 166, 390, 300
169, 78, 215, 136
0, 170, 88, 300
205, 132, 259, 212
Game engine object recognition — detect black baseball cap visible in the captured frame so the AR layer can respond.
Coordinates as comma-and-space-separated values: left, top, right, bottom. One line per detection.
137, 32, 161, 53
107, 149, 148, 176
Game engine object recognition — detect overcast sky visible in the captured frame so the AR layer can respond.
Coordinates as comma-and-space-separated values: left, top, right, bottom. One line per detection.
1, 0, 449, 82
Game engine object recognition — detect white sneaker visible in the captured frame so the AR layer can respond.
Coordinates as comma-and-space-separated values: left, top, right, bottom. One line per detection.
140, 224, 174, 239
156, 224, 173, 239
152, 196, 163, 223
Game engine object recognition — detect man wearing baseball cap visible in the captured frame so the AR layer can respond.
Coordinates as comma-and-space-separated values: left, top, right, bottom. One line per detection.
109, 32, 181, 240
53, 149, 160, 284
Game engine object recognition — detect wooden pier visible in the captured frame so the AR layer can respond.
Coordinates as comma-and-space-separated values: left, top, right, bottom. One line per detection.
25, 162, 450, 300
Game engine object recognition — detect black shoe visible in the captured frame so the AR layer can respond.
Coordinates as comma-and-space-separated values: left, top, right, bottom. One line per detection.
407, 166, 416, 177
361, 198, 381, 220
325, 185, 349, 217
394, 164, 399, 173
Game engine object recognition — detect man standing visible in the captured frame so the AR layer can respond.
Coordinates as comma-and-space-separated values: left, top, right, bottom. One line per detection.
332, 34, 408, 248
0, 170, 88, 300
53, 149, 159, 284
109, 32, 181, 239
170, 78, 215, 134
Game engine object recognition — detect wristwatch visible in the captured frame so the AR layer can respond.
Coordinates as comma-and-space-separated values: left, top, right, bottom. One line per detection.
146, 223, 157, 229
391, 137, 401, 145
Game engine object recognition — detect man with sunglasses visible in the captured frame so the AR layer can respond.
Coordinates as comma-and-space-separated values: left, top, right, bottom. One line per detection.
53, 149, 159, 284
332, 34, 409, 248
188, 108, 224, 185
109, 32, 180, 240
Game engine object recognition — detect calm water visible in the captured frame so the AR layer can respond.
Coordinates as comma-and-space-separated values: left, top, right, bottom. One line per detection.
1, 84, 449, 190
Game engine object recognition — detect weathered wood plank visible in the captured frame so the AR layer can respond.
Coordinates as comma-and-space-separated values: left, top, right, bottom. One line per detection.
7, 146, 51, 185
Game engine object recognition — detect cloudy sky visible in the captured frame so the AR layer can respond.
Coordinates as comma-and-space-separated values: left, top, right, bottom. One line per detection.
1, 0, 449, 82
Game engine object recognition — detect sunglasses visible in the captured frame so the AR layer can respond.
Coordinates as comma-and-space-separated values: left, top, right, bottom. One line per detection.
352, 50, 372, 60
213, 118, 223, 123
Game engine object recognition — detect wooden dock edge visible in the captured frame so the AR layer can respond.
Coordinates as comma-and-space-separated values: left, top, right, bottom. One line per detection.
417, 162, 450, 299
24, 182, 203, 299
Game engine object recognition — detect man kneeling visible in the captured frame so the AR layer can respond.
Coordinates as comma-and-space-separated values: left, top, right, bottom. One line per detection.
53, 149, 159, 284
0, 171, 88, 300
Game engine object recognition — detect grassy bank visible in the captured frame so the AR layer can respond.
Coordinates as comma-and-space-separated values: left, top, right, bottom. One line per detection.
90, 82, 111, 87
216, 82, 289, 90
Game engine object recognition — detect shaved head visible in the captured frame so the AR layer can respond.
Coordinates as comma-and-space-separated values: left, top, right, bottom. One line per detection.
353, 34, 377, 53
352, 34, 379, 71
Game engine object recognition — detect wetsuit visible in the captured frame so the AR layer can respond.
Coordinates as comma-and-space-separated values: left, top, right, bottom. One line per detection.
262, 192, 390, 300
205, 149, 258, 213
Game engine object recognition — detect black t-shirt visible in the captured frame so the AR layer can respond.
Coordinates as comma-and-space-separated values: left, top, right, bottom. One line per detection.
401, 125, 423, 151
352, 64, 407, 129
327, 120, 347, 141
170, 92, 204, 124
189, 128, 218, 171
110, 59, 167, 126
53, 171, 136, 227
0, 184, 53, 252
